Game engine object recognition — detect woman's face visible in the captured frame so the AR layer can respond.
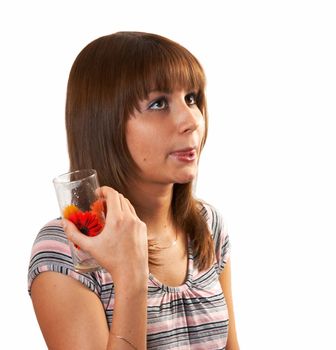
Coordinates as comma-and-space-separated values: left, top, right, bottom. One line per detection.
125, 89, 205, 186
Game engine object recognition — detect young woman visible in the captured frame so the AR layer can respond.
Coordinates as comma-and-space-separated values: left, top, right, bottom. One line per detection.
28, 31, 240, 350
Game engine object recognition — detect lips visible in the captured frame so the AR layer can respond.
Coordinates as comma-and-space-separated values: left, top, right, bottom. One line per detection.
170, 147, 197, 162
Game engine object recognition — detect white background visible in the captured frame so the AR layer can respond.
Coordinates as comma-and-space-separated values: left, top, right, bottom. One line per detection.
1, 1, 335, 349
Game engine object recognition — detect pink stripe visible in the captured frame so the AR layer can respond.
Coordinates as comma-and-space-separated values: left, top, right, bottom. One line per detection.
31, 239, 71, 256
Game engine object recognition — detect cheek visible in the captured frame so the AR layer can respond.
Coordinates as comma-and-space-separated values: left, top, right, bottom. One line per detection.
127, 136, 147, 163
198, 118, 206, 140
126, 128, 140, 164
126, 126, 159, 164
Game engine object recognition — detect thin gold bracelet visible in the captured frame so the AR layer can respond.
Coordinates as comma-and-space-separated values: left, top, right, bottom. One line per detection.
111, 333, 138, 350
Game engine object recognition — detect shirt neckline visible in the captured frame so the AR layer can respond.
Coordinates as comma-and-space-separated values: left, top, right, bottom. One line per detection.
148, 240, 194, 293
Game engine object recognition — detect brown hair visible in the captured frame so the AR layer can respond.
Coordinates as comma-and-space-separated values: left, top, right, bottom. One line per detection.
66, 31, 214, 270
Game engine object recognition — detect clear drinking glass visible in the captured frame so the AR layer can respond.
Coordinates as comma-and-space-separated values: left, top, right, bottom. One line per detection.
53, 169, 105, 272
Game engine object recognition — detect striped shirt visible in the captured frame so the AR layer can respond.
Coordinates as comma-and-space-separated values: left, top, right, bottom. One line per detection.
28, 203, 230, 349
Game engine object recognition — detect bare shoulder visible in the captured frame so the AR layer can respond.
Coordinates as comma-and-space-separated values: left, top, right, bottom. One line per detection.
31, 271, 109, 350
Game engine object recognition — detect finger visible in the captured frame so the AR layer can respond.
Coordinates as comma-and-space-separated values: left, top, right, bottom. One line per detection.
100, 186, 122, 221
61, 218, 91, 252
124, 197, 137, 216
94, 187, 103, 198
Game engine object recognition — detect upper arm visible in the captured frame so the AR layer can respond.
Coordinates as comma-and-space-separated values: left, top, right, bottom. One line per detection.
219, 259, 240, 350
31, 271, 109, 350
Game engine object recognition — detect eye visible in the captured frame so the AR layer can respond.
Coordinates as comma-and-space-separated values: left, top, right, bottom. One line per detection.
148, 97, 168, 110
185, 92, 197, 106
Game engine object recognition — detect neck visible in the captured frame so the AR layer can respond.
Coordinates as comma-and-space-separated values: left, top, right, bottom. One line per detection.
125, 181, 175, 240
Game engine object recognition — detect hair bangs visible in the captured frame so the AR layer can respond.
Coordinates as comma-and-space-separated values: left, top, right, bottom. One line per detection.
130, 37, 206, 111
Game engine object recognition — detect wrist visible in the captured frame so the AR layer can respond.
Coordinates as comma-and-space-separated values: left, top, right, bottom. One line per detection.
110, 263, 148, 288
114, 273, 148, 295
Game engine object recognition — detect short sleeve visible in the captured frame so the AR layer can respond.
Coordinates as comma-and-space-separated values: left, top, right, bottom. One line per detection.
202, 203, 231, 274
28, 219, 102, 296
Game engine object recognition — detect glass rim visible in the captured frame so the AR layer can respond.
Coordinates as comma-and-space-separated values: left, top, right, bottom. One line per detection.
53, 169, 97, 185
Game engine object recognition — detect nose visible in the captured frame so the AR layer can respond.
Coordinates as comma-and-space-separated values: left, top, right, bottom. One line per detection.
177, 105, 202, 134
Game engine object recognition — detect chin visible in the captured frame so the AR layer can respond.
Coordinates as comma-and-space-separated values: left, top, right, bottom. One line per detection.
174, 172, 197, 184
175, 179, 193, 185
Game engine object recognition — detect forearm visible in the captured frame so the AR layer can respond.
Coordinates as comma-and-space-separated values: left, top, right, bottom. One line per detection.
107, 281, 148, 350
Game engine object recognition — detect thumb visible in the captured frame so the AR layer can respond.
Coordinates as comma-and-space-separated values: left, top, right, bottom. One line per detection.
61, 218, 91, 253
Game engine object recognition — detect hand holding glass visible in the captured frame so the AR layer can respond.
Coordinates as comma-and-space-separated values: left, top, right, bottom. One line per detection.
53, 169, 105, 272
